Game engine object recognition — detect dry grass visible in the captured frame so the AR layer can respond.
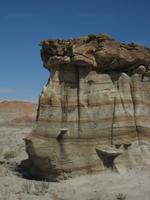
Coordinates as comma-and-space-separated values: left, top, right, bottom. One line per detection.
22, 180, 32, 194
0, 188, 11, 200
34, 180, 50, 195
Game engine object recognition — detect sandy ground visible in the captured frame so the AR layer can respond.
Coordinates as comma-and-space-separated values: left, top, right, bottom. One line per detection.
0, 126, 150, 200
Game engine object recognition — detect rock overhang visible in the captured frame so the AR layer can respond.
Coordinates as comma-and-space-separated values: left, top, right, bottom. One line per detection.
40, 33, 150, 72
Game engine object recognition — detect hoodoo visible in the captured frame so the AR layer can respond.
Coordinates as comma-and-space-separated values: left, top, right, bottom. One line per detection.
25, 34, 150, 181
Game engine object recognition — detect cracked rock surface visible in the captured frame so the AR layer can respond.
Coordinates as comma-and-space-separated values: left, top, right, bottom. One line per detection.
25, 34, 150, 181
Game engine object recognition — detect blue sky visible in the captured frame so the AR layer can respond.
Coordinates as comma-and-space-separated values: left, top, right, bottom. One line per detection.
0, 0, 150, 102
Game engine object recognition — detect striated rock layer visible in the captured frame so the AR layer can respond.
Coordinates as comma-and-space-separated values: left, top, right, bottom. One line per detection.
25, 34, 150, 180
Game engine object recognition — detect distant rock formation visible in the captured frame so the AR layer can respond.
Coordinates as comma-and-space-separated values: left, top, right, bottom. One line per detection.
0, 101, 36, 125
25, 34, 150, 181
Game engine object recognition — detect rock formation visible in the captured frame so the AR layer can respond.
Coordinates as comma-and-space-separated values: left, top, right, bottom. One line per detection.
0, 101, 36, 125
25, 34, 150, 181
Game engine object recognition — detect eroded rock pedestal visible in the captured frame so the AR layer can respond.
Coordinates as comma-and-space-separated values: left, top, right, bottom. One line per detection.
25, 34, 150, 180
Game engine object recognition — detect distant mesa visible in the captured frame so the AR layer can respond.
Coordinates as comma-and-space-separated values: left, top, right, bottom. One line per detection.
0, 101, 37, 125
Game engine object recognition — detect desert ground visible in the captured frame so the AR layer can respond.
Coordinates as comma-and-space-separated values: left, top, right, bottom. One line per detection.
0, 124, 149, 200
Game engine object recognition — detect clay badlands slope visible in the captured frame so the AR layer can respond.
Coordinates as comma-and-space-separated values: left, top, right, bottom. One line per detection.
0, 101, 36, 125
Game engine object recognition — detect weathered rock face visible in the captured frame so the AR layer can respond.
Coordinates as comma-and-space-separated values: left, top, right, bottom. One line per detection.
25, 34, 150, 181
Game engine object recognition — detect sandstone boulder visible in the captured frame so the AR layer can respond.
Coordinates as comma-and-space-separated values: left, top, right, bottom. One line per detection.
25, 34, 150, 181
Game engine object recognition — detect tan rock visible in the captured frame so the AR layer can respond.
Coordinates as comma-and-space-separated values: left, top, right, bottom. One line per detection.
134, 65, 146, 74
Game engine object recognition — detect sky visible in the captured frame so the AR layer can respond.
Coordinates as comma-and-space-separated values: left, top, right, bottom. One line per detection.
0, 0, 150, 102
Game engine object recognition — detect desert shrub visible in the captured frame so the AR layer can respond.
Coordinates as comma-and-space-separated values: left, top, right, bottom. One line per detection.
34, 180, 50, 195
116, 193, 126, 200
22, 181, 32, 194
3, 150, 16, 160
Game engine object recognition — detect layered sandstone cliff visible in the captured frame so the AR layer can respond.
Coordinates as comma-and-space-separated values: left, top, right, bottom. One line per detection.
25, 34, 150, 180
